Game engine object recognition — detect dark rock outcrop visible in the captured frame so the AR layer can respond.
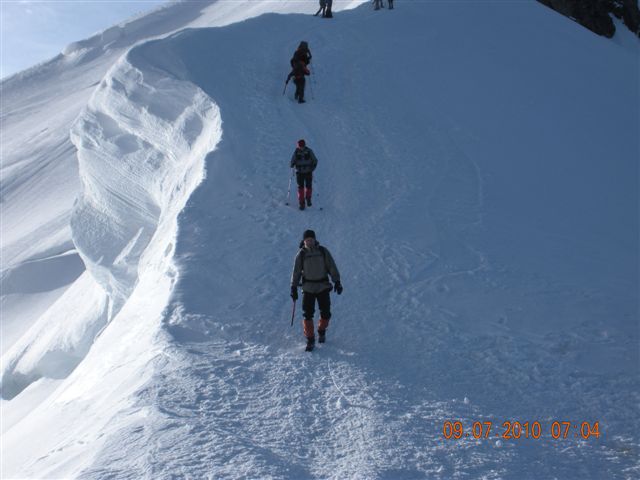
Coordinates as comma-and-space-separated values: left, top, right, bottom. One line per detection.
538, 0, 640, 38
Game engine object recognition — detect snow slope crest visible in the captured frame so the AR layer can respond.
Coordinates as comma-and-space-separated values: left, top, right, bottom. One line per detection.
70, 51, 221, 316
0, 42, 221, 404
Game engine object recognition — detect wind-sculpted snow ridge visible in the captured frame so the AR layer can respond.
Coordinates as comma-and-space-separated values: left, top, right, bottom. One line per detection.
70, 53, 221, 316
1, 36, 221, 478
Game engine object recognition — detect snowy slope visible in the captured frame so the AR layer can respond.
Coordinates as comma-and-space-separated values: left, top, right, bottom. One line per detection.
2, 0, 639, 478
0, 0, 364, 355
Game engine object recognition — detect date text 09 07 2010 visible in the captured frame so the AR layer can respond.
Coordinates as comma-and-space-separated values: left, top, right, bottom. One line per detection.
442, 421, 601, 440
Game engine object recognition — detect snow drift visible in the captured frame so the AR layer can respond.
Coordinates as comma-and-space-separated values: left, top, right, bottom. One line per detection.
70, 54, 221, 314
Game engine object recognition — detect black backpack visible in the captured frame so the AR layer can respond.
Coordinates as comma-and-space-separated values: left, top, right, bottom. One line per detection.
295, 147, 311, 162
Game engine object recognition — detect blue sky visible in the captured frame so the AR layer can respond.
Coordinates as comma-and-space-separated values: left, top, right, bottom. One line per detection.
1, 0, 167, 78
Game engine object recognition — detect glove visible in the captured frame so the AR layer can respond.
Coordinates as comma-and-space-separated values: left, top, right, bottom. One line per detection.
334, 281, 343, 295
290, 286, 298, 301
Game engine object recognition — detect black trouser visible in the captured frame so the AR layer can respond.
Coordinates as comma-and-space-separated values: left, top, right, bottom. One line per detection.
296, 172, 312, 190
294, 77, 306, 101
296, 172, 312, 204
324, 0, 333, 17
302, 289, 331, 320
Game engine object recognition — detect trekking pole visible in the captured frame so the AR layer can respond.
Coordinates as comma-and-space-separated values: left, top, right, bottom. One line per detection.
283, 79, 289, 95
285, 168, 294, 205
290, 299, 297, 327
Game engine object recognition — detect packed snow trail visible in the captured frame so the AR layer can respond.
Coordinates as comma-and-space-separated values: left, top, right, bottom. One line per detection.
82, 3, 637, 479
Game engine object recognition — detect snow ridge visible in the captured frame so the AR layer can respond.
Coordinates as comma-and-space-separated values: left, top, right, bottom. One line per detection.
70, 51, 221, 316
1, 34, 222, 477
1, 44, 221, 404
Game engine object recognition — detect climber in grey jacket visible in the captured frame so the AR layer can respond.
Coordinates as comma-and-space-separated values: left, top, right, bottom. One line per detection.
290, 229, 342, 351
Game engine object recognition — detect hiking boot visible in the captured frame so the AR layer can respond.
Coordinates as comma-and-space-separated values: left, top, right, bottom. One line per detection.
299, 201, 305, 210
306, 197, 312, 207
305, 337, 315, 352
318, 329, 326, 343
318, 318, 329, 343
298, 99, 306, 104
